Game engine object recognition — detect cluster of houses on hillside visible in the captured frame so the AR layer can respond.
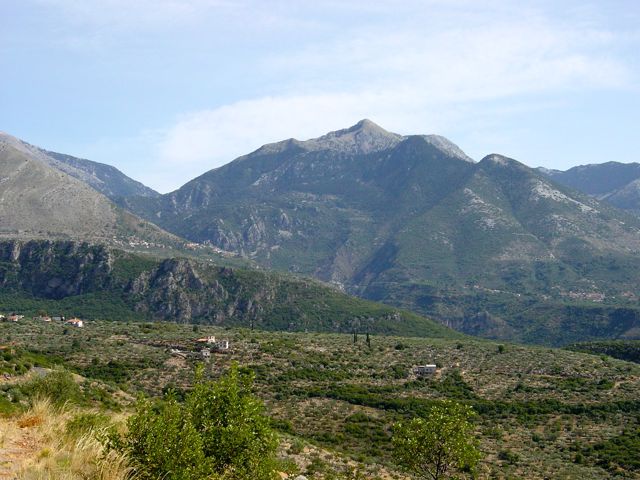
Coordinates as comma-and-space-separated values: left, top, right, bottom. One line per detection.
168, 335, 231, 360
0, 313, 84, 327
0, 313, 24, 322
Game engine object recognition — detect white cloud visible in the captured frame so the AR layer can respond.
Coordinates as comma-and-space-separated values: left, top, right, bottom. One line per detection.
150, 8, 631, 191
32, 0, 637, 192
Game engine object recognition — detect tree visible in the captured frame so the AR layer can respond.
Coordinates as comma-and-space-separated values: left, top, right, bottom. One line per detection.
392, 400, 480, 480
111, 364, 278, 480
186, 364, 278, 479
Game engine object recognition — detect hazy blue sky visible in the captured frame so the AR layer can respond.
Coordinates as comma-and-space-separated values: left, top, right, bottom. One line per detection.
2, 0, 639, 192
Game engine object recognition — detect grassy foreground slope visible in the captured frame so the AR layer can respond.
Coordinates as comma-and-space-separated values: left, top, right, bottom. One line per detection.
2, 318, 640, 479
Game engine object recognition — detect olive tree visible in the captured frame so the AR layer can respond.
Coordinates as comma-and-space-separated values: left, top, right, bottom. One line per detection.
392, 400, 480, 479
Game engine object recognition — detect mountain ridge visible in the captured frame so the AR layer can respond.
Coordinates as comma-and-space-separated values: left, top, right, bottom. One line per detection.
0, 135, 182, 252
6, 123, 640, 344
538, 161, 640, 215
0, 132, 158, 201
0, 238, 457, 338
119, 121, 640, 343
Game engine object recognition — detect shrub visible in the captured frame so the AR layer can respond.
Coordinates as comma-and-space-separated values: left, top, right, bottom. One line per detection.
583, 427, 640, 472
66, 412, 111, 438
111, 364, 278, 480
498, 449, 519, 464
115, 396, 211, 480
393, 400, 480, 479
22, 368, 82, 406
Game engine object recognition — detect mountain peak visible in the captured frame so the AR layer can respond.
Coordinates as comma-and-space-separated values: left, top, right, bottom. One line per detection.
347, 118, 387, 133
480, 154, 528, 169
308, 119, 403, 154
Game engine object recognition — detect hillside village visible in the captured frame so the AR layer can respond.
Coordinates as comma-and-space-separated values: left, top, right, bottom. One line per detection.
1, 313, 84, 327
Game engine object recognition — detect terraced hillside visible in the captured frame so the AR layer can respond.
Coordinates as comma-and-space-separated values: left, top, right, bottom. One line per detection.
2, 319, 639, 479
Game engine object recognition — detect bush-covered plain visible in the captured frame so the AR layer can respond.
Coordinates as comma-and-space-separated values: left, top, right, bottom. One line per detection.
2, 318, 640, 478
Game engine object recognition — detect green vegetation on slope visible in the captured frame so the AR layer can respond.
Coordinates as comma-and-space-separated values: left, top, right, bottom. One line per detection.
0, 240, 457, 339
122, 122, 640, 344
566, 340, 640, 364
2, 318, 640, 478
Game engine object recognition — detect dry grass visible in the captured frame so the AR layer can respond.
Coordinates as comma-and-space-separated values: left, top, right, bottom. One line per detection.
1, 400, 133, 480
17, 435, 133, 480
17, 415, 44, 429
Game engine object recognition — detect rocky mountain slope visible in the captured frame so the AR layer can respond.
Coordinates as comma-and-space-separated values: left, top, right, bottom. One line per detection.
0, 135, 182, 251
0, 239, 456, 338
539, 162, 640, 215
122, 120, 640, 344
0, 132, 158, 201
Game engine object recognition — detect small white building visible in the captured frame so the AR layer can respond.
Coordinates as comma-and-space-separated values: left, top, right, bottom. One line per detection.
196, 335, 216, 344
413, 364, 437, 377
201, 348, 211, 359
169, 348, 187, 358
66, 318, 84, 328
211, 339, 230, 351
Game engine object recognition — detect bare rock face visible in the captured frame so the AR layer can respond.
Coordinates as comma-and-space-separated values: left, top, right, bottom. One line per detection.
128, 258, 220, 322
303, 119, 404, 154
243, 216, 267, 244
0, 240, 113, 299
0, 238, 455, 339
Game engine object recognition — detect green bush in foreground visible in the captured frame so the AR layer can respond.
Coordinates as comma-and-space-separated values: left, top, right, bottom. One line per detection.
393, 400, 480, 480
111, 364, 278, 480
22, 368, 83, 406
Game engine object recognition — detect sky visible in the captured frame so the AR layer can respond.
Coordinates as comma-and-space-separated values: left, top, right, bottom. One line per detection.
1, 0, 639, 193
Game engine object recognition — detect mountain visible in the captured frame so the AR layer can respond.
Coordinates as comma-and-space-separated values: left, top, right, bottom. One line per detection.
124, 120, 477, 274
0, 134, 181, 251
43, 149, 159, 200
0, 132, 158, 201
539, 162, 640, 215
0, 239, 457, 338
123, 120, 640, 344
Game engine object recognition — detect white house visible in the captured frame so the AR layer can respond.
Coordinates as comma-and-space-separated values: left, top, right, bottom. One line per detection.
211, 339, 230, 351
413, 364, 437, 377
66, 318, 84, 328
196, 335, 216, 344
